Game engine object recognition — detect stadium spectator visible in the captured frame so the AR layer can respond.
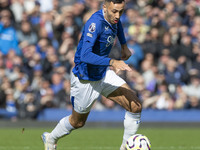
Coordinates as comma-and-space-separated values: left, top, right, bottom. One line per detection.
17, 21, 38, 45
0, 76, 11, 111
17, 92, 40, 119
30, 64, 43, 91
143, 81, 174, 110
125, 67, 140, 90
192, 48, 200, 71
50, 72, 64, 95
4, 49, 16, 70
184, 96, 200, 109
38, 0, 53, 13
27, 0, 41, 32
141, 28, 160, 59
10, 0, 24, 24
128, 15, 149, 43
158, 32, 175, 57
0, 0, 15, 22
0, 0, 200, 121
182, 71, 200, 99
173, 85, 188, 109
0, 9, 21, 55
36, 79, 55, 109
163, 58, 188, 87
140, 57, 157, 92
55, 79, 72, 109
72, 2, 86, 29
124, 36, 144, 69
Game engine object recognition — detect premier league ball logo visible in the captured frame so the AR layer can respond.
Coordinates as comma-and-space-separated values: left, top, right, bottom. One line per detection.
88, 23, 96, 33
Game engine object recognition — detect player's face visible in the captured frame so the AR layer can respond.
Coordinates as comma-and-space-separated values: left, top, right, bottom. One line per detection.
103, 1, 125, 24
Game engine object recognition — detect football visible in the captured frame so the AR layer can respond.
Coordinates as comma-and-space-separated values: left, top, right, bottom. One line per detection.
125, 134, 151, 150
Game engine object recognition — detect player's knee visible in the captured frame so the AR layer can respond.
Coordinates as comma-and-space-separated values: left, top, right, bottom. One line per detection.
129, 101, 142, 113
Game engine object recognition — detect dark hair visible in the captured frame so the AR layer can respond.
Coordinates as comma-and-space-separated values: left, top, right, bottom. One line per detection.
105, 0, 125, 4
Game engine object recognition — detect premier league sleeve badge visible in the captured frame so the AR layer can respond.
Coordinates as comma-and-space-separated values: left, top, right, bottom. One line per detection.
88, 23, 96, 33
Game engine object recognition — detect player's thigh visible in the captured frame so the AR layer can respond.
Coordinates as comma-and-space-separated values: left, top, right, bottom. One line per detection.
70, 73, 100, 114
107, 83, 142, 113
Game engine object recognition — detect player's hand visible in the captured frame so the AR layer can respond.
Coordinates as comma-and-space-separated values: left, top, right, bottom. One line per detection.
110, 59, 132, 74
121, 44, 131, 60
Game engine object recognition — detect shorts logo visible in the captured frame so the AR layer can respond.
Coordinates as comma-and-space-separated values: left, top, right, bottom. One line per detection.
88, 23, 96, 33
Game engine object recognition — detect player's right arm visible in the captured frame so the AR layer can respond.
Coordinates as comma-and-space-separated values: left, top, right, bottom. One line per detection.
80, 19, 111, 66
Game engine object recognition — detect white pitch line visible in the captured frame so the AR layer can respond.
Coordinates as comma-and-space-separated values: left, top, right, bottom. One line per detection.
0, 146, 200, 150
153, 146, 200, 149
0, 146, 118, 150
0, 146, 31, 150
60, 146, 119, 149
59, 146, 200, 150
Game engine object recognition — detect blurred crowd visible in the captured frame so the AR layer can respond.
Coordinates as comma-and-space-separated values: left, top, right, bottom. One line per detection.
0, 0, 200, 120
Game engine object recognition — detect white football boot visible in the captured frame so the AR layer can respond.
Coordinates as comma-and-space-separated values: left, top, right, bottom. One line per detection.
41, 132, 57, 150
120, 144, 126, 150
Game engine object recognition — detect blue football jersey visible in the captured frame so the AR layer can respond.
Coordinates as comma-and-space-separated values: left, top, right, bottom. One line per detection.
72, 9, 126, 81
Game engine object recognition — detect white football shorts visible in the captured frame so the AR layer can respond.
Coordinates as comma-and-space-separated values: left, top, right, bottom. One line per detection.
70, 69, 126, 114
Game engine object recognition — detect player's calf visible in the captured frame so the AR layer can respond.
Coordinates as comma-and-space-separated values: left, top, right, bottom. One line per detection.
70, 119, 86, 129
69, 110, 90, 129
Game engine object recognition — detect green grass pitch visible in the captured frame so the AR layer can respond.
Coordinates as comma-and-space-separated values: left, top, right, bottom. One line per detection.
0, 127, 199, 150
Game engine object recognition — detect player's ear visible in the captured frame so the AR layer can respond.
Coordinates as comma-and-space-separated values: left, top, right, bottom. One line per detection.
103, 4, 107, 13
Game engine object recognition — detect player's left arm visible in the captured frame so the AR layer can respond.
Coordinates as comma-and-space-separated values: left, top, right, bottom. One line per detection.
121, 44, 131, 60
117, 21, 131, 60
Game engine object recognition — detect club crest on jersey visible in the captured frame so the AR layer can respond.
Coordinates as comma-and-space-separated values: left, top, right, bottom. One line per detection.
88, 23, 96, 33
106, 36, 114, 47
